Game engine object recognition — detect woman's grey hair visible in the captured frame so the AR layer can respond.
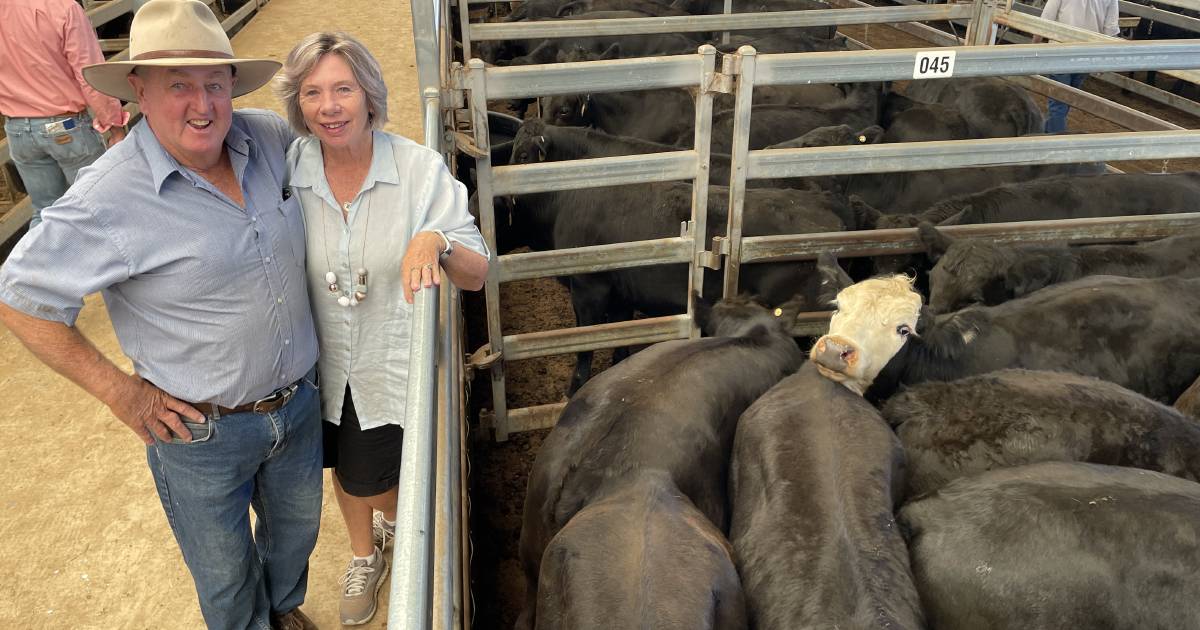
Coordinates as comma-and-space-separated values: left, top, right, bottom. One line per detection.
275, 32, 389, 135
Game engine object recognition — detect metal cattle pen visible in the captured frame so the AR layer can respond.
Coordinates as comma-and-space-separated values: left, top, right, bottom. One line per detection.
397, 0, 1200, 624
451, 0, 1200, 441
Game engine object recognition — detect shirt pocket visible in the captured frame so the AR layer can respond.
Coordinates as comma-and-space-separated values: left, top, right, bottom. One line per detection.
277, 195, 307, 267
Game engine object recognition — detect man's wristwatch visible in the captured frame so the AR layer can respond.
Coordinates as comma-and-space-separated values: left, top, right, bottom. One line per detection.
433, 229, 453, 259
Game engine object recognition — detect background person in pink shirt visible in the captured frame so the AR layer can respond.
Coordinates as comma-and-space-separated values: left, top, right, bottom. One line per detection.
0, 0, 129, 228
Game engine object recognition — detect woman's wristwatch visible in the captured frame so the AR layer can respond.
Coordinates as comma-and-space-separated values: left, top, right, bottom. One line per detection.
433, 230, 453, 259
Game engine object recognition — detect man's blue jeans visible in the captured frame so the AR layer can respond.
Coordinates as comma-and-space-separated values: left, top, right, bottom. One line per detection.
1045, 73, 1088, 134
3, 114, 106, 228
147, 373, 323, 630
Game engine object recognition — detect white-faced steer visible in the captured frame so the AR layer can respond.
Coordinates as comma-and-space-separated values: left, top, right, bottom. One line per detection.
810, 254, 1200, 404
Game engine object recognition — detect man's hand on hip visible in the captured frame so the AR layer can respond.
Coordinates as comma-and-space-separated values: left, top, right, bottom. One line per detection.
110, 376, 206, 445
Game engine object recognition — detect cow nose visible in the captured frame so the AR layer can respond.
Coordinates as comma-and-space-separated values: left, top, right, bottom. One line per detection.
813, 337, 857, 373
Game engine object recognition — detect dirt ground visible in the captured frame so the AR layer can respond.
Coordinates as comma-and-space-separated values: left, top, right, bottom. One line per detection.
0, 0, 421, 628
461, 23, 1200, 630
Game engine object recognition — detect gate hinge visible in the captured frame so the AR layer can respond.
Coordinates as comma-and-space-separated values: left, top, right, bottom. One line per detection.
454, 131, 488, 158
466, 344, 502, 371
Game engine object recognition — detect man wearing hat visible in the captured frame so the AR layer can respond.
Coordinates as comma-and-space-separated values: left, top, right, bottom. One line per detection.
0, 1, 320, 628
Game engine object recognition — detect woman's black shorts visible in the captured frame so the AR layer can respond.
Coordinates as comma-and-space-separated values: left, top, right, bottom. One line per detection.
322, 386, 404, 497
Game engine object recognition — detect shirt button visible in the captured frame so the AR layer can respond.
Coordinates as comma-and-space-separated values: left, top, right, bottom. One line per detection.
252, 216, 257, 222
265, 257, 272, 263
276, 297, 284, 304
284, 339, 291, 345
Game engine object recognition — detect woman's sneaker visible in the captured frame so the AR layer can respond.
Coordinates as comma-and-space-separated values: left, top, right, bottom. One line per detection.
372, 511, 395, 551
339, 547, 389, 625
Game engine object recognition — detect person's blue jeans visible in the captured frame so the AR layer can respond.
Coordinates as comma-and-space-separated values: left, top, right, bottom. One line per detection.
3, 113, 107, 228
147, 372, 323, 630
1045, 73, 1088, 134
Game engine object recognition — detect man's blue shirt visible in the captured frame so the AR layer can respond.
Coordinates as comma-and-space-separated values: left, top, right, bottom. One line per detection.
0, 109, 318, 407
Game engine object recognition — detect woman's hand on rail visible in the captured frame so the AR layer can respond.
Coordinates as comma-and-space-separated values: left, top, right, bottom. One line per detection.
401, 231, 446, 304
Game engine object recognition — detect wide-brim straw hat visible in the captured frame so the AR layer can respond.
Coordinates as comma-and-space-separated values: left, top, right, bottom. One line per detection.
82, 0, 281, 102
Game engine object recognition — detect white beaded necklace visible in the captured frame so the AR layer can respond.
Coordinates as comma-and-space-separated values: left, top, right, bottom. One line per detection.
321, 191, 371, 307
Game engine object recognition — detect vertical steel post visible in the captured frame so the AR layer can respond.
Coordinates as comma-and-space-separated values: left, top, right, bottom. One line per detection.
459, 0, 474, 65
967, 0, 999, 45
388, 285, 441, 630
722, 46, 757, 298
466, 59, 510, 441
688, 45, 719, 338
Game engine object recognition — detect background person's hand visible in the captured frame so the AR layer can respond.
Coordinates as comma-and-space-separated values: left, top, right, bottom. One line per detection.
400, 231, 446, 304
106, 126, 126, 148
108, 375, 206, 445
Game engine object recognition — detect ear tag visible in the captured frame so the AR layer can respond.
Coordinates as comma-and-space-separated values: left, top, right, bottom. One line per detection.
581, 97, 589, 117
858, 135, 867, 143
774, 308, 783, 317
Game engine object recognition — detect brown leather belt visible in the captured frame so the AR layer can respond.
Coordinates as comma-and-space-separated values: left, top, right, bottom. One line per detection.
191, 381, 301, 418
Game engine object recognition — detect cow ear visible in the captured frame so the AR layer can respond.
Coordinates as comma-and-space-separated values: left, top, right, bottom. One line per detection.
917, 222, 954, 261
556, 0, 585, 16
817, 252, 853, 307
849, 195, 881, 230
857, 125, 884, 144
691, 292, 715, 336
1004, 258, 1055, 298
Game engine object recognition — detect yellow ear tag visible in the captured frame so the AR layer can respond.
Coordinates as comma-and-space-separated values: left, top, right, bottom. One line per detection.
774, 308, 783, 317
857, 135, 867, 143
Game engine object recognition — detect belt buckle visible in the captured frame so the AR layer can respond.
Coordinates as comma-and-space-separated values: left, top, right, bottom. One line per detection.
252, 383, 298, 414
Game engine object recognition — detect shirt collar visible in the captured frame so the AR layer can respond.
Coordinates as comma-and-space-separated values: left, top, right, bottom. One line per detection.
135, 115, 255, 193
289, 130, 400, 194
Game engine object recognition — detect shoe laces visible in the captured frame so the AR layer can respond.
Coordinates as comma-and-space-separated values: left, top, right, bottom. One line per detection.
373, 512, 395, 549
340, 557, 377, 597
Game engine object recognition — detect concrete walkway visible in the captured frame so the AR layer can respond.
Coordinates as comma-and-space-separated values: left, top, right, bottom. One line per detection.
0, 0, 423, 626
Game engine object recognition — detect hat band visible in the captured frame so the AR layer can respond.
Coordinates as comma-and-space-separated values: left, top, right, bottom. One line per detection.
132, 49, 234, 61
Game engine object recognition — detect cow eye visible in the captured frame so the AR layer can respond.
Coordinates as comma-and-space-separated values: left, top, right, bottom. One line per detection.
896, 324, 912, 337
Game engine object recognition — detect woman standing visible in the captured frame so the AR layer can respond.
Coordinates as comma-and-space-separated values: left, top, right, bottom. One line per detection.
277, 32, 488, 625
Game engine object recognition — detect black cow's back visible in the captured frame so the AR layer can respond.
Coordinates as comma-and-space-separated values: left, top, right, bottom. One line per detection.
901, 461, 1200, 630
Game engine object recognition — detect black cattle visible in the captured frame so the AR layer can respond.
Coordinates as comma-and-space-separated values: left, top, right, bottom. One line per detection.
905, 76, 1044, 138
813, 258, 1200, 405
765, 124, 885, 193
883, 369, 1200, 498
1128, 3, 1200, 96
846, 161, 1105, 224
874, 171, 1200, 230
880, 93, 972, 143
516, 296, 805, 630
709, 81, 883, 154
535, 470, 747, 630
900, 461, 1200, 630
481, 11, 707, 65
729, 361, 925, 630
920, 226, 1200, 313
539, 45, 848, 145
506, 0, 687, 20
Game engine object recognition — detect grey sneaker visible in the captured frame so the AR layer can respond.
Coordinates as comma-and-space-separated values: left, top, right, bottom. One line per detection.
339, 548, 389, 625
372, 511, 395, 552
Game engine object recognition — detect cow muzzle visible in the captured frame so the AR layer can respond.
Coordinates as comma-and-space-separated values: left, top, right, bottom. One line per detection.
811, 335, 858, 376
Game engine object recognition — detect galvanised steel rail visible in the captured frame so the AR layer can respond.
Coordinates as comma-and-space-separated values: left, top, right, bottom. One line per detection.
389, 283, 441, 630
468, 4, 974, 39
390, 0, 466, 623
465, 28, 1200, 435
